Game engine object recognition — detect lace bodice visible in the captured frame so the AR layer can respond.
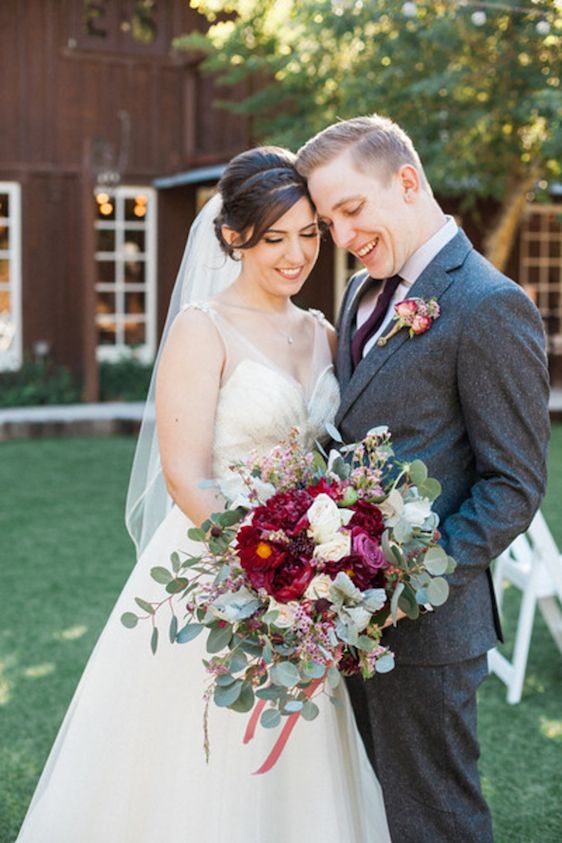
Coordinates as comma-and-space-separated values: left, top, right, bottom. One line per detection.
183, 303, 340, 477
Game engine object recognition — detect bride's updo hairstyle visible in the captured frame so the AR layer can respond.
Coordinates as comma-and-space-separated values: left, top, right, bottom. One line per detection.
214, 146, 311, 258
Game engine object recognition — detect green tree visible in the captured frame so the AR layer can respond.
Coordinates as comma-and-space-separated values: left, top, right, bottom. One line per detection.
177, 0, 561, 268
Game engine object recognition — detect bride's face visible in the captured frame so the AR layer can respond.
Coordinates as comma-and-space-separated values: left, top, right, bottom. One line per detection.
240, 197, 320, 299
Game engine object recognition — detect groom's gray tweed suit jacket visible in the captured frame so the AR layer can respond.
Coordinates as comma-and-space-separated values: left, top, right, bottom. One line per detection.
336, 229, 550, 664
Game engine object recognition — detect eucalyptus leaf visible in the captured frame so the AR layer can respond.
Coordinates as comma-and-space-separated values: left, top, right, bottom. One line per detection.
187, 527, 207, 542
270, 661, 300, 688
206, 624, 233, 654
327, 667, 341, 689
261, 610, 279, 625
176, 622, 204, 644
424, 545, 449, 576
120, 612, 138, 629
409, 459, 428, 486
166, 577, 189, 594
301, 661, 326, 680
216, 673, 236, 687
261, 708, 282, 729
398, 586, 420, 620
284, 699, 303, 713
390, 582, 405, 623
446, 555, 458, 574
150, 626, 159, 655
419, 477, 442, 501
426, 576, 450, 607
217, 507, 245, 527
256, 686, 282, 701
239, 637, 263, 657
214, 680, 243, 707
170, 551, 181, 573
228, 649, 248, 674
301, 700, 320, 721
230, 682, 254, 713
357, 635, 376, 652
134, 597, 154, 615
150, 566, 173, 585
168, 615, 178, 644
375, 653, 395, 674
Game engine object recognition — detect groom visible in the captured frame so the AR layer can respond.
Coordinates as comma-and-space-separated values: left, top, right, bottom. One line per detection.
296, 115, 550, 841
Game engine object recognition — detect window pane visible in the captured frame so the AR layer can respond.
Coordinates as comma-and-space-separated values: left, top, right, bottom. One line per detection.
0, 224, 9, 251
0, 194, 10, 218
97, 317, 117, 345
96, 228, 115, 252
97, 261, 115, 284
0, 289, 10, 311
125, 260, 145, 285
97, 291, 115, 315
0, 259, 9, 283
124, 320, 146, 345
125, 195, 149, 222
124, 229, 146, 252
125, 291, 145, 315
95, 195, 115, 221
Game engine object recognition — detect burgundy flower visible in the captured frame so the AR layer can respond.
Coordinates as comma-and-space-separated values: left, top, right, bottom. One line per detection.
236, 525, 288, 590
307, 478, 341, 501
252, 489, 313, 534
349, 501, 385, 540
267, 557, 315, 603
338, 649, 361, 677
324, 553, 387, 591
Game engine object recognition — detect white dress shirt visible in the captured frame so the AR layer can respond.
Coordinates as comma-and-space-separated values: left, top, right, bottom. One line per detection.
356, 216, 458, 357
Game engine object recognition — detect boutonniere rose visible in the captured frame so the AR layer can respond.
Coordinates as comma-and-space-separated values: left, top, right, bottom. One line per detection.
377, 297, 441, 347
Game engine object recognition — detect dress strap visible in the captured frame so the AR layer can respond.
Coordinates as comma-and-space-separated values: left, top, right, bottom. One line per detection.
181, 301, 213, 314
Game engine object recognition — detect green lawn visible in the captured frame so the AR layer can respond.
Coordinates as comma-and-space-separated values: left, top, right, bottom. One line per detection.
1, 430, 561, 842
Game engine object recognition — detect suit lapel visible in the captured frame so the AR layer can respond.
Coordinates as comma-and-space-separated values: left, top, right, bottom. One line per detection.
337, 271, 375, 390
336, 230, 473, 426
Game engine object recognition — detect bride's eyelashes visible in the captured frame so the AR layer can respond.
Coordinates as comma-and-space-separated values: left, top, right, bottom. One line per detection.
344, 202, 364, 217
263, 230, 320, 245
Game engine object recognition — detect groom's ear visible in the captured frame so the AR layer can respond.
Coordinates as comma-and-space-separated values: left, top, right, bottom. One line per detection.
398, 165, 421, 202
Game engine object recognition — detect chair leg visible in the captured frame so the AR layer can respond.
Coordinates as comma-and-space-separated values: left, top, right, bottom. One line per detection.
538, 597, 562, 655
506, 582, 537, 704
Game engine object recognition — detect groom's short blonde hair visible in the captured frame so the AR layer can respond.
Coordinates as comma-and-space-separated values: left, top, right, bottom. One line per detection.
296, 114, 430, 191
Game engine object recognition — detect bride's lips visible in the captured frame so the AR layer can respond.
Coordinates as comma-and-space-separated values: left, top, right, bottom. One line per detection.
275, 266, 305, 280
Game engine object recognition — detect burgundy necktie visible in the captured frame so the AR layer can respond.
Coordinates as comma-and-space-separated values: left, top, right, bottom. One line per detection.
351, 275, 402, 368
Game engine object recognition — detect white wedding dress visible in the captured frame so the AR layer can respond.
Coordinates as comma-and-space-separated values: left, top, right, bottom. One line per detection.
16, 306, 391, 843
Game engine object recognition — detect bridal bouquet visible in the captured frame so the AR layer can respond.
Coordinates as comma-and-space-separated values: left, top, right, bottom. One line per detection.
122, 426, 456, 773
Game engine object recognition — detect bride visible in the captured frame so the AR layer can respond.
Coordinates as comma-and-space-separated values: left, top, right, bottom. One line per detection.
16, 147, 391, 843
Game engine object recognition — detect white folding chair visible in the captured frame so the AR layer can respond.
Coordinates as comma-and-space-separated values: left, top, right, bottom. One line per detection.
488, 511, 562, 703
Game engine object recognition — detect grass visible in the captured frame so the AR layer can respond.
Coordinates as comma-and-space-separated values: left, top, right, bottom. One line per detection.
0, 429, 561, 842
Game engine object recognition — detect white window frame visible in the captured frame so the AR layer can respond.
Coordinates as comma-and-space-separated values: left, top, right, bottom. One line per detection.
94, 185, 157, 363
519, 203, 562, 354
0, 182, 22, 371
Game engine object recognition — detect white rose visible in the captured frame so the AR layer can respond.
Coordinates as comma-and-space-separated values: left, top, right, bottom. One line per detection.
218, 472, 275, 509
378, 489, 404, 527
402, 497, 432, 528
268, 598, 298, 629
307, 494, 345, 544
305, 574, 334, 601
313, 532, 351, 563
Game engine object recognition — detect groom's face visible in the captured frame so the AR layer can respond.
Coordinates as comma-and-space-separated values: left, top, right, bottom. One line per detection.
307, 148, 421, 279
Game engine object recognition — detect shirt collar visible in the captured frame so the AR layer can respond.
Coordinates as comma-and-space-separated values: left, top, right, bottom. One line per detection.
398, 216, 458, 286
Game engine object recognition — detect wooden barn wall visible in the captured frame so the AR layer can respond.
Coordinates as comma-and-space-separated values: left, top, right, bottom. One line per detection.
0, 0, 250, 380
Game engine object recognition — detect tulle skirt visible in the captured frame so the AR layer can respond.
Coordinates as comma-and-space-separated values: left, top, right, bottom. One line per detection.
16, 505, 390, 843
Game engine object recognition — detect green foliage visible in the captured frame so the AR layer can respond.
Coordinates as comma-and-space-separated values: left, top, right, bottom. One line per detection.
0, 358, 81, 407
178, 0, 561, 202
98, 358, 152, 402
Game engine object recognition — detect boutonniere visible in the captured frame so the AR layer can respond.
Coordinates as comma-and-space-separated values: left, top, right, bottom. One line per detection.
377, 297, 441, 347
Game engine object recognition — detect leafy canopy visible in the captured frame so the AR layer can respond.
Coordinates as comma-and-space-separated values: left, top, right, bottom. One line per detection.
177, 0, 561, 202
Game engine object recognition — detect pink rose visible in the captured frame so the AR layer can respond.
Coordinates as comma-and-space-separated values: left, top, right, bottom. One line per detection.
411, 313, 432, 334
395, 299, 418, 319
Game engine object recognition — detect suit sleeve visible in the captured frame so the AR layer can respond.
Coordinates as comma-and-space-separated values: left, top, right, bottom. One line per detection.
440, 283, 550, 590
